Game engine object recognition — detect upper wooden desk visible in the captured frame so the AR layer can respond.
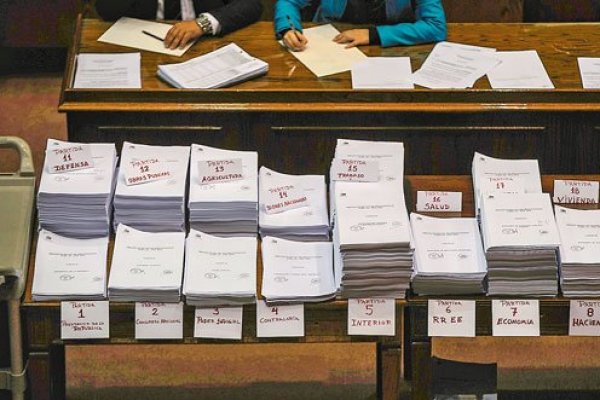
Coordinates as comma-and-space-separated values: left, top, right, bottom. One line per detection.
60, 19, 600, 175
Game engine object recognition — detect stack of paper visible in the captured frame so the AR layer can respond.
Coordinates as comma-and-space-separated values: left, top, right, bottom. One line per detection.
410, 214, 487, 295
480, 193, 560, 296
113, 142, 190, 232
188, 144, 258, 237
183, 230, 257, 306
158, 43, 268, 88
334, 184, 413, 299
258, 167, 329, 241
555, 206, 600, 296
37, 139, 117, 238
108, 224, 185, 302
472, 152, 542, 217
487, 50, 554, 89
412, 41, 500, 89
261, 236, 336, 303
32, 230, 109, 301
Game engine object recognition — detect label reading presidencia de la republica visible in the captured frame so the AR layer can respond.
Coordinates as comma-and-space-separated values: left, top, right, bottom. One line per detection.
61, 301, 109, 340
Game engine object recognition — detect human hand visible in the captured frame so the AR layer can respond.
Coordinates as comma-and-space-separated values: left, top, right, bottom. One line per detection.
283, 29, 308, 51
165, 21, 204, 49
333, 29, 369, 48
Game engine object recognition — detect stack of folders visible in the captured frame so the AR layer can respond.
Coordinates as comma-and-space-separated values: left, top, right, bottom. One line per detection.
114, 142, 190, 232
334, 184, 413, 299
472, 152, 542, 218
38, 139, 117, 238
32, 230, 109, 301
183, 230, 257, 306
258, 167, 329, 241
108, 224, 185, 302
555, 206, 600, 297
188, 144, 258, 237
157, 43, 268, 89
410, 214, 487, 295
261, 236, 336, 304
480, 193, 561, 296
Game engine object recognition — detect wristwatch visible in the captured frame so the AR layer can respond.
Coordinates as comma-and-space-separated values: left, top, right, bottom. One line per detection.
196, 14, 213, 35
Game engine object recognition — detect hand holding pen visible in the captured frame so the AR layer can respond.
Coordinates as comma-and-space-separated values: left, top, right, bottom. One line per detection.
283, 15, 307, 51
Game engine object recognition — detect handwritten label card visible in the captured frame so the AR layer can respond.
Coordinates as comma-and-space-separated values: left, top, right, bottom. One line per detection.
135, 302, 183, 339
47, 143, 94, 174
416, 191, 462, 212
262, 184, 309, 215
256, 301, 304, 337
123, 158, 172, 186
61, 301, 109, 340
553, 180, 599, 204
347, 298, 395, 336
198, 158, 244, 185
569, 300, 600, 336
330, 158, 379, 182
427, 300, 475, 337
492, 299, 540, 337
194, 306, 243, 340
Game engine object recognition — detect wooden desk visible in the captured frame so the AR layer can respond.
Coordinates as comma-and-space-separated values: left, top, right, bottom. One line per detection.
61, 19, 600, 175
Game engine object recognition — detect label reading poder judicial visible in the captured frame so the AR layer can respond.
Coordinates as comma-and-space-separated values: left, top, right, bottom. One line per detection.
194, 306, 243, 340
492, 299, 540, 337
47, 143, 95, 174
416, 191, 462, 212
553, 180, 599, 204
427, 300, 475, 337
197, 158, 244, 185
569, 300, 600, 336
60, 301, 109, 339
262, 184, 309, 215
256, 301, 304, 337
123, 157, 173, 186
135, 302, 183, 339
347, 298, 395, 336
330, 158, 379, 182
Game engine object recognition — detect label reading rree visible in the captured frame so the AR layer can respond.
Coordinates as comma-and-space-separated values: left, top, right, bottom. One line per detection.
262, 184, 309, 214
427, 300, 475, 337
198, 158, 244, 185
123, 157, 172, 186
47, 142, 94, 174
60, 301, 109, 339
553, 180, 599, 204
194, 306, 243, 340
492, 299, 540, 337
330, 158, 379, 182
256, 301, 304, 337
347, 298, 395, 336
135, 302, 183, 339
416, 191, 462, 212
569, 300, 600, 336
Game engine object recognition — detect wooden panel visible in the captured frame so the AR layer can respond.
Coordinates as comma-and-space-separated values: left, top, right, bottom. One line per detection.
524, 0, 600, 21
443, 0, 524, 22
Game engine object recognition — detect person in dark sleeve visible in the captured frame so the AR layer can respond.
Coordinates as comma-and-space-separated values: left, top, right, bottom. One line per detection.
96, 0, 263, 49
274, 0, 446, 51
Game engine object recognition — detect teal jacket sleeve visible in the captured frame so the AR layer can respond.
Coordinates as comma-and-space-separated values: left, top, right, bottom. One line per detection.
376, 0, 447, 47
274, 0, 308, 37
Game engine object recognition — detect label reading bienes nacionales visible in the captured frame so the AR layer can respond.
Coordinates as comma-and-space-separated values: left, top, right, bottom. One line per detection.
262, 183, 310, 215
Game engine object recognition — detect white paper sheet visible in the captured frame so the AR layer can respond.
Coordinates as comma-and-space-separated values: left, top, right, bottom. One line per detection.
578, 57, 600, 89
351, 57, 413, 89
74, 53, 141, 88
487, 50, 554, 89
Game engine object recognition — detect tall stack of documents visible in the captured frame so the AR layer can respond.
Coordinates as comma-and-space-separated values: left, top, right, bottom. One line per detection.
555, 206, 600, 297
114, 142, 190, 232
108, 224, 185, 302
258, 167, 329, 241
410, 214, 487, 295
183, 230, 257, 306
188, 144, 258, 236
38, 140, 117, 238
480, 193, 560, 296
261, 236, 336, 303
32, 230, 109, 301
472, 152, 542, 217
334, 184, 413, 299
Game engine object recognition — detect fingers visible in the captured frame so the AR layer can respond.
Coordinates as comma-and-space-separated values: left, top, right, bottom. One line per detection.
284, 30, 307, 51
164, 26, 183, 49
165, 22, 202, 49
344, 40, 360, 48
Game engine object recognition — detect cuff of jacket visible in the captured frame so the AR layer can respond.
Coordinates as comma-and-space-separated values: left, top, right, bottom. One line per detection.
369, 27, 381, 45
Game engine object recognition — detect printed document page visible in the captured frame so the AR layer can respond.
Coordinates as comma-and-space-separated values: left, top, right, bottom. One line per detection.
578, 57, 600, 89
351, 57, 413, 89
487, 50, 554, 89
555, 206, 600, 264
74, 53, 141, 89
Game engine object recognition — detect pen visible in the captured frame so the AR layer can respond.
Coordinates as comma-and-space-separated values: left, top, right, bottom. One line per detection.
142, 30, 164, 42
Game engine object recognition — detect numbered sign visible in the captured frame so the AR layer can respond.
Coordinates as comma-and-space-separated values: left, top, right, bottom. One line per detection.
256, 301, 304, 337
262, 184, 309, 214
330, 158, 379, 182
60, 301, 109, 339
416, 191, 462, 212
135, 302, 183, 339
194, 306, 243, 340
569, 300, 600, 336
492, 299, 540, 337
553, 180, 599, 204
427, 300, 476, 337
47, 143, 94, 174
197, 158, 244, 185
123, 157, 172, 186
347, 298, 395, 336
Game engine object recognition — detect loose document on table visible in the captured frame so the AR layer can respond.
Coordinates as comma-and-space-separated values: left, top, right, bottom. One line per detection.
351, 57, 413, 89
578, 57, 600, 89
74, 53, 141, 89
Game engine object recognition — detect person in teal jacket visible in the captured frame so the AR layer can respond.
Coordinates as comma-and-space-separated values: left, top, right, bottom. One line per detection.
274, 0, 446, 51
